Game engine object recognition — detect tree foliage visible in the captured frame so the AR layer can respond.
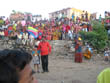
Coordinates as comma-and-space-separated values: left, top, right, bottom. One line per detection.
80, 21, 108, 52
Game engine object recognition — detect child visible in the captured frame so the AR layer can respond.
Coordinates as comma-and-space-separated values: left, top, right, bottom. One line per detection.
32, 46, 40, 73
84, 44, 93, 59
104, 48, 110, 61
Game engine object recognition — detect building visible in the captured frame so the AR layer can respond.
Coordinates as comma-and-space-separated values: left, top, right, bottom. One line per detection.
49, 7, 91, 21
49, 8, 71, 20
32, 15, 42, 22
90, 13, 97, 20
9, 12, 25, 21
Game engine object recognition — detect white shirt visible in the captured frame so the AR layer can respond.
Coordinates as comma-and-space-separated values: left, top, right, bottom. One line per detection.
23, 33, 28, 39
17, 34, 22, 39
1, 31, 4, 36
29, 35, 34, 39
35, 41, 40, 46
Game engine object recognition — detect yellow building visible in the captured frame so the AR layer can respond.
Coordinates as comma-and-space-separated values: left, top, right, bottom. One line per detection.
70, 8, 91, 20
49, 8, 91, 21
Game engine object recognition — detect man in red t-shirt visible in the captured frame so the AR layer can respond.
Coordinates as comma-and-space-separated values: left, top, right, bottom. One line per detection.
38, 37, 51, 73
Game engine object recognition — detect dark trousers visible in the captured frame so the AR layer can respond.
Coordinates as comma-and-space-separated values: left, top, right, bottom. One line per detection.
41, 55, 48, 72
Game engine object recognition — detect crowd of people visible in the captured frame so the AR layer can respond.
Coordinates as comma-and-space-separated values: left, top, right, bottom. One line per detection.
0, 13, 110, 83
0, 17, 92, 42
0, 15, 109, 62
0, 14, 95, 74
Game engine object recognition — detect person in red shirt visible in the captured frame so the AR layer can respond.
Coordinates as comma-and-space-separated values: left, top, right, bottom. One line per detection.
66, 25, 70, 33
65, 25, 70, 40
4, 29, 9, 44
4, 29, 8, 37
38, 37, 51, 73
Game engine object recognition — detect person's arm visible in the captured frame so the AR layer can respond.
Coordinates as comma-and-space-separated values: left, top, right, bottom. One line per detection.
32, 50, 35, 56
37, 43, 41, 51
47, 42, 51, 54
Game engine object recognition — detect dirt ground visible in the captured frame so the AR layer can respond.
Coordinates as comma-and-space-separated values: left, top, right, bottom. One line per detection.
0, 40, 109, 83
32, 40, 110, 83
33, 53, 110, 83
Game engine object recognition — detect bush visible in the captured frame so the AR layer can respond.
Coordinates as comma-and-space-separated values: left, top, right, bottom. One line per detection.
80, 21, 108, 52
107, 40, 110, 48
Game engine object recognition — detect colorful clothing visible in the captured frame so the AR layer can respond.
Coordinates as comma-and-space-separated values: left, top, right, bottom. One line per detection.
75, 39, 82, 63
75, 53, 82, 63
32, 50, 40, 65
83, 49, 92, 59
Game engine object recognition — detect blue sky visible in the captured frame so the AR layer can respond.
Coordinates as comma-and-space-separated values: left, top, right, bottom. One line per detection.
0, 0, 109, 19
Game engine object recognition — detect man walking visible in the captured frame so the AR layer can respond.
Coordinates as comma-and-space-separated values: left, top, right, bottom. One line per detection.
38, 37, 51, 73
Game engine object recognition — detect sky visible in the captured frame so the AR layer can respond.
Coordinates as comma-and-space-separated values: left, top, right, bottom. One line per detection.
0, 0, 110, 19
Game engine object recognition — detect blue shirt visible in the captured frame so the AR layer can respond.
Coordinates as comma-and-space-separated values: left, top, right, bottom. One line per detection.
76, 46, 82, 53
32, 50, 40, 55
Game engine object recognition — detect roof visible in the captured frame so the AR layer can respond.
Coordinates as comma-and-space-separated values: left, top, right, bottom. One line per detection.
49, 7, 71, 14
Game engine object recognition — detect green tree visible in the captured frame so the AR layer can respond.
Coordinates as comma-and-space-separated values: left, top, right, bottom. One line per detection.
12, 10, 16, 14
80, 21, 108, 52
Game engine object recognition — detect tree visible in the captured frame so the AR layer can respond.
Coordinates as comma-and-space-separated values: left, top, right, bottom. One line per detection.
12, 10, 16, 14
80, 21, 108, 52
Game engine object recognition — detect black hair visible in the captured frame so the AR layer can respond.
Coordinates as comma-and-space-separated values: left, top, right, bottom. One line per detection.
35, 45, 38, 48
0, 49, 32, 83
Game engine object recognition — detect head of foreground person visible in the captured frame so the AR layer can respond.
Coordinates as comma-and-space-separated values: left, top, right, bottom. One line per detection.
0, 49, 37, 83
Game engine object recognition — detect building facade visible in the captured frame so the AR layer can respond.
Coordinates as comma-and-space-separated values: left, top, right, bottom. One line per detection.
49, 8, 71, 20
49, 8, 91, 21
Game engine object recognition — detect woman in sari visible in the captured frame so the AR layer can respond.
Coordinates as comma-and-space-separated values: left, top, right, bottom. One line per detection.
75, 37, 83, 63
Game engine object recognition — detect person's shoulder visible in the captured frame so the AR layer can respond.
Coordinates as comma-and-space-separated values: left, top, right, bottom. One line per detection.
46, 41, 51, 45
100, 68, 110, 75
46, 41, 49, 43
39, 41, 42, 45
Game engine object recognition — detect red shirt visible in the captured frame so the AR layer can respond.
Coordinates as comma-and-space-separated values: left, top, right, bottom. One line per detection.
8, 26, 13, 31
4, 30, 8, 37
66, 25, 70, 33
46, 35, 52, 40
38, 41, 51, 56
